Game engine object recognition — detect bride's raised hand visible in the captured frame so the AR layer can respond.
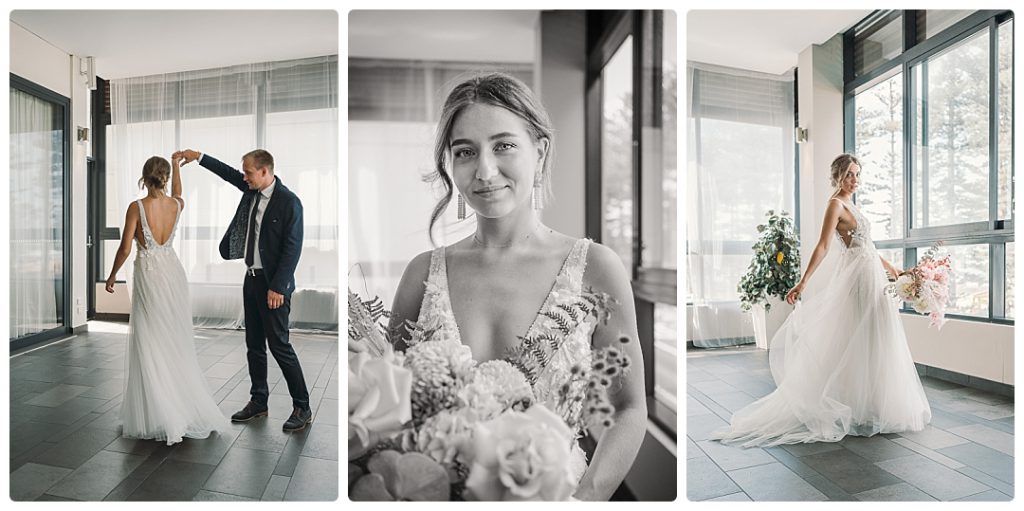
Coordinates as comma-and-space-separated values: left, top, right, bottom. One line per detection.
786, 282, 805, 305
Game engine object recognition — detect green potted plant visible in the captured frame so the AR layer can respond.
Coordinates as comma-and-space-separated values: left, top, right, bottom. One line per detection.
737, 210, 800, 348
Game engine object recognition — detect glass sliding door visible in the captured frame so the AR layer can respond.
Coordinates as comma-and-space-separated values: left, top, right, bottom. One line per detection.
9, 75, 71, 346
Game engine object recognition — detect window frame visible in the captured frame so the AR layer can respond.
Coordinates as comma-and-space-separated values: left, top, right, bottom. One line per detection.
99, 57, 340, 287
10, 73, 74, 350
845, 10, 1014, 324
586, 10, 677, 439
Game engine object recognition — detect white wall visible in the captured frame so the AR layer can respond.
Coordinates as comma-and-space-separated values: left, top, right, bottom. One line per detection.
796, 34, 844, 255
10, 21, 91, 330
538, 11, 587, 238
904, 316, 1014, 385
10, 22, 70, 97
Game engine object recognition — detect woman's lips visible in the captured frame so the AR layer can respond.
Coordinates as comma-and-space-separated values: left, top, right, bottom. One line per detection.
474, 185, 508, 197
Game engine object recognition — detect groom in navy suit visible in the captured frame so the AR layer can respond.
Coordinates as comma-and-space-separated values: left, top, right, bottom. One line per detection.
175, 148, 312, 432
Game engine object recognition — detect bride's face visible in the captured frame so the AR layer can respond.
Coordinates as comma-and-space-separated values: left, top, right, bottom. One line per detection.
841, 163, 861, 194
449, 103, 547, 220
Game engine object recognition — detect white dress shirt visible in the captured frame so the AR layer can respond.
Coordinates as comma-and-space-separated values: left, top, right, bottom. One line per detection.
246, 180, 275, 270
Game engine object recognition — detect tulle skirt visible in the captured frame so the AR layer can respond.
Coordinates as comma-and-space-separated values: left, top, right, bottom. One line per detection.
120, 249, 230, 445
711, 246, 931, 447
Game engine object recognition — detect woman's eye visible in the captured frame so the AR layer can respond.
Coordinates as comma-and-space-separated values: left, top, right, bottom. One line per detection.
495, 142, 516, 152
453, 148, 475, 159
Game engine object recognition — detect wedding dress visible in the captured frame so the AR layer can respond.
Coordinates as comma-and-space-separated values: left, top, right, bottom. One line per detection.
120, 198, 230, 445
711, 199, 931, 447
414, 238, 596, 480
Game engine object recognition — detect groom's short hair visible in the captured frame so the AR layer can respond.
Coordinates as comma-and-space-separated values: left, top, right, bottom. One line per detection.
243, 149, 274, 173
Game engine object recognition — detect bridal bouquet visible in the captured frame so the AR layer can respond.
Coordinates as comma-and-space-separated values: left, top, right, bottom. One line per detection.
347, 288, 629, 501
885, 244, 953, 329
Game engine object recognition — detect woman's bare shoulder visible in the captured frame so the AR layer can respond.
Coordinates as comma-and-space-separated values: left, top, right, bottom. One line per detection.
390, 249, 436, 326
405, 249, 434, 281
394, 249, 434, 300
582, 241, 631, 294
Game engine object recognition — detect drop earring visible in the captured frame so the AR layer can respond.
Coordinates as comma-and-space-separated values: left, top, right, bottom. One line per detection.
532, 182, 543, 210
457, 193, 466, 220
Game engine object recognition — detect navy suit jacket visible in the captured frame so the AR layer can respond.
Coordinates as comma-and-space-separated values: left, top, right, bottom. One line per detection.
199, 154, 303, 297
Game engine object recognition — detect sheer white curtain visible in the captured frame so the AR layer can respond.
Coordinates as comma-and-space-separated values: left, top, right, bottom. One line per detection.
348, 59, 532, 305
9, 88, 63, 339
686, 61, 795, 348
109, 55, 338, 331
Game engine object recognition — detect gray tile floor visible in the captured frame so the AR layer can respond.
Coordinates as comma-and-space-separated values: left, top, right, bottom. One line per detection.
9, 321, 339, 501
687, 346, 1014, 502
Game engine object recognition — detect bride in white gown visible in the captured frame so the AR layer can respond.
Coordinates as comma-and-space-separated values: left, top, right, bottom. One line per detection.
712, 153, 931, 447
388, 73, 647, 500
105, 155, 229, 445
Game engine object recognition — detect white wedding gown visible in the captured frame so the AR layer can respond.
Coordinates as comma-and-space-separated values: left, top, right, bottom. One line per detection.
712, 199, 931, 447
120, 198, 230, 445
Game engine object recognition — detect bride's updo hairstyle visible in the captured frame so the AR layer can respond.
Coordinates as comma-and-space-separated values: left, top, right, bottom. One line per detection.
830, 153, 861, 192
138, 156, 171, 191
427, 72, 554, 245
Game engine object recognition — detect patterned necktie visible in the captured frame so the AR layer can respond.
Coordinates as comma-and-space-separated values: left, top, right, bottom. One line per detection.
245, 192, 262, 267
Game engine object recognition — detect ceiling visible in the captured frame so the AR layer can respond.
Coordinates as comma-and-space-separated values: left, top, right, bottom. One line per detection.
687, 10, 873, 75
348, 10, 538, 63
10, 10, 338, 79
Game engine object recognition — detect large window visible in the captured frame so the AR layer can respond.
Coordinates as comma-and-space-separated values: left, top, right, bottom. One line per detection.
106, 56, 338, 329
848, 10, 1013, 323
855, 73, 904, 240
912, 28, 990, 228
686, 59, 796, 348
589, 10, 677, 435
601, 36, 635, 271
9, 75, 71, 346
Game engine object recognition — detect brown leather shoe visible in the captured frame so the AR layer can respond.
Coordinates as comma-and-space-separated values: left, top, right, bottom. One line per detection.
282, 407, 312, 432
231, 401, 269, 422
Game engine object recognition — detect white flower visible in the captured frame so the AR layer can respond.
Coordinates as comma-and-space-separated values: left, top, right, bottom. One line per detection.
895, 274, 915, 299
464, 405, 576, 501
404, 339, 476, 422
459, 360, 534, 419
414, 408, 478, 466
348, 351, 413, 447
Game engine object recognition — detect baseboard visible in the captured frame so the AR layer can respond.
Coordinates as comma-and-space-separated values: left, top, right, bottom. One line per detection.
72, 324, 89, 334
915, 363, 1014, 398
93, 313, 129, 323
686, 336, 755, 349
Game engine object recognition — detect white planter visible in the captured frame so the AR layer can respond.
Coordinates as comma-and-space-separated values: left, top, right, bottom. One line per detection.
749, 296, 794, 349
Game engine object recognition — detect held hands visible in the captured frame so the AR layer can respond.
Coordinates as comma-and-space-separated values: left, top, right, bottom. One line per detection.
267, 289, 285, 310
786, 281, 806, 305
171, 149, 201, 165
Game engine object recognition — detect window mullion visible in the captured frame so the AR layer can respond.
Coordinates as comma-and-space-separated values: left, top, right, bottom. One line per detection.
990, 19, 1000, 229
992, 242, 1006, 318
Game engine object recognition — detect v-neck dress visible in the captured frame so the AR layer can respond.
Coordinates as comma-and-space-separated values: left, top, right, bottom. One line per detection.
412, 238, 596, 479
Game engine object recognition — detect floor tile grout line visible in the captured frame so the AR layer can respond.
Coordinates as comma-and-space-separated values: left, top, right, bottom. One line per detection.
686, 347, 1014, 503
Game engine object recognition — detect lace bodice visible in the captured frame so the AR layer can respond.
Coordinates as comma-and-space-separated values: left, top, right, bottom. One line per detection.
834, 199, 873, 252
412, 238, 596, 428
136, 198, 181, 257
